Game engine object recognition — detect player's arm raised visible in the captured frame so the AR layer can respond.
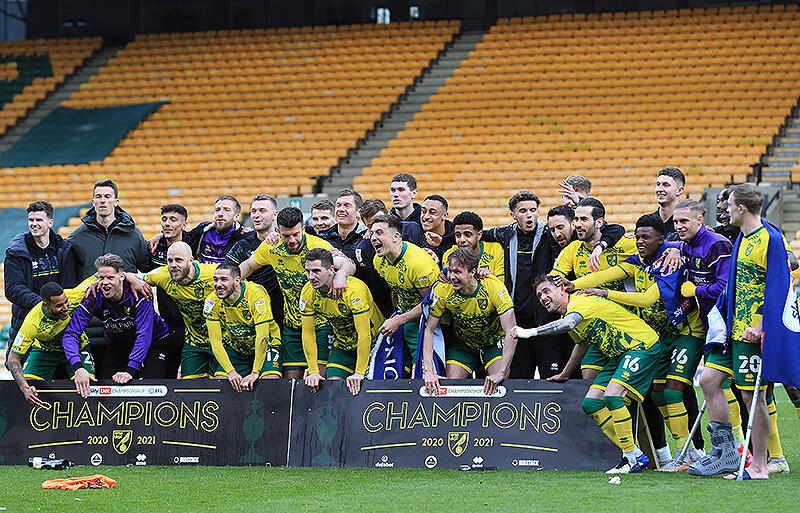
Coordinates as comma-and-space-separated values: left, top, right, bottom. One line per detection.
585, 282, 660, 308
572, 265, 628, 290
516, 311, 583, 338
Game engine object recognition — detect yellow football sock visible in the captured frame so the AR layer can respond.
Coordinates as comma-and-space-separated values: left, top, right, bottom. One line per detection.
606, 396, 636, 453
724, 384, 744, 443
792, 397, 800, 419
767, 396, 784, 459
664, 398, 689, 449
582, 397, 619, 447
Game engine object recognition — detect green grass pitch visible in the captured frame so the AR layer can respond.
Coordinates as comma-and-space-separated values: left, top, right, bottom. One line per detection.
1, 392, 798, 513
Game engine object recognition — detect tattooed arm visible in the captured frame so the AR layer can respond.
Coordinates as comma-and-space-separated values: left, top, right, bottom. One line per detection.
7, 352, 44, 408
515, 312, 584, 338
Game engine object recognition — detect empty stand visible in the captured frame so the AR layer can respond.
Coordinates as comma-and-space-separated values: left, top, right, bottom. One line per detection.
0, 22, 459, 238
0, 37, 101, 136
354, 6, 800, 229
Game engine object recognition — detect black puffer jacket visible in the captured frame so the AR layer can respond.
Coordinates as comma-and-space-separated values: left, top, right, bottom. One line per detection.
67, 206, 154, 280
4, 230, 76, 338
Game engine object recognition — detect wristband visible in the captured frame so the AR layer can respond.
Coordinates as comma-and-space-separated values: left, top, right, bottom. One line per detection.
515, 326, 538, 338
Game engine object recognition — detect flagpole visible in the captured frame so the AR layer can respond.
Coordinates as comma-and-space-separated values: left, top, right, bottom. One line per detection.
736, 355, 763, 481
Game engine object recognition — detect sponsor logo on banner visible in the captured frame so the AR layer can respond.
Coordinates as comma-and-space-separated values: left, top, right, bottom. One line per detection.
136, 454, 147, 466
174, 456, 199, 464
375, 454, 394, 468
88, 385, 168, 397
90, 453, 103, 466
448, 432, 469, 457
112, 430, 133, 454
418, 385, 506, 398
424, 455, 438, 469
511, 458, 540, 467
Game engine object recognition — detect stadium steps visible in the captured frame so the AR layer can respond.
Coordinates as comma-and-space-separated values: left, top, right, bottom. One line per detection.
782, 190, 800, 253
0, 46, 121, 153
319, 30, 486, 194
759, 97, 800, 185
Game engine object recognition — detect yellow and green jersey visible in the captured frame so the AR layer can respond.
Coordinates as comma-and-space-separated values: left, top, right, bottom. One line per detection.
300, 276, 383, 351
614, 261, 704, 337
374, 242, 439, 312
203, 281, 280, 356
442, 241, 505, 280
732, 226, 792, 342
11, 275, 98, 355
565, 293, 658, 358
143, 262, 216, 349
252, 233, 333, 329
430, 275, 513, 349
552, 236, 637, 291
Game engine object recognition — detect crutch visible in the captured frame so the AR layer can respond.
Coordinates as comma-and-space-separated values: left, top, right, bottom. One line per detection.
736, 356, 764, 482
674, 400, 707, 465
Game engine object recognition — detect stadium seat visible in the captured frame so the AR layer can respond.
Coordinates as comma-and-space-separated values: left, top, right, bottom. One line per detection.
1, 23, 459, 235
354, 8, 798, 227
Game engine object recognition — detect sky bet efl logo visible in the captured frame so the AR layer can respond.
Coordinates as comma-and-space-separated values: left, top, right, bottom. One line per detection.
418, 385, 506, 398
87, 385, 168, 397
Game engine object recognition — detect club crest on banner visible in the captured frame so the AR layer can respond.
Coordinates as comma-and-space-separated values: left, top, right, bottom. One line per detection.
448, 431, 469, 457
113, 430, 133, 455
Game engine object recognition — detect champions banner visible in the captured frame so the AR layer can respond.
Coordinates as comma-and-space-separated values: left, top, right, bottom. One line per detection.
289, 379, 620, 470
0, 379, 291, 466
0, 379, 619, 469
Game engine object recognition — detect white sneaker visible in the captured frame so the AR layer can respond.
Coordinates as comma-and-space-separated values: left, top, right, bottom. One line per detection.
768, 457, 790, 474
655, 445, 672, 466
606, 454, 648, 474
606, 456, 631, 474
658, 447, 705, 472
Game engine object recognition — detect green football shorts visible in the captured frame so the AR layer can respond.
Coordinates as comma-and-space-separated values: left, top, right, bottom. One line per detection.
704, 340, 767, 391
22, 347, 94, 380
281, 325, 332, 371
212, 344, 282, 378
581, 345, 610, 372
181, 343, 222, 379
653, 333, 703, 386
590, 343, 661, 402
445, 337, 503, 375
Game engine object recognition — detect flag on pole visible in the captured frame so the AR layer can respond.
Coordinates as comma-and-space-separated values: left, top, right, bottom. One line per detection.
704, 221, 800, 387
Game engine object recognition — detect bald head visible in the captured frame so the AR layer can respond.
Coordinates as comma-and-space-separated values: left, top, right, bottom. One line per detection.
166, 241, 196, 283
167, 241, 193, 259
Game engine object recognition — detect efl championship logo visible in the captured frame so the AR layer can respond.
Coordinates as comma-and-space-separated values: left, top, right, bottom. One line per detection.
448, 432, 469, 457
113, 430, 133, 455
